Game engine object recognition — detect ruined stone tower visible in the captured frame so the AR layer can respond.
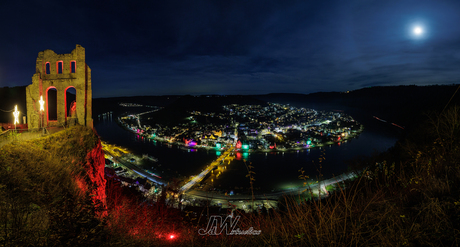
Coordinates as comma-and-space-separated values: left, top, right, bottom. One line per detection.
26, 45, 92, 129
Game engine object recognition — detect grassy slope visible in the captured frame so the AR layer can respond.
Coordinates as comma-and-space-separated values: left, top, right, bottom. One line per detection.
0, 126, 106, 246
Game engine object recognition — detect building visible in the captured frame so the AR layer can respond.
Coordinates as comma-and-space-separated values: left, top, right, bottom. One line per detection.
26, 44, 92, 129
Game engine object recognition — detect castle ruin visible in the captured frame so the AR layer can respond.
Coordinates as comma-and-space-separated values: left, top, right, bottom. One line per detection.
26, 44, 92, 129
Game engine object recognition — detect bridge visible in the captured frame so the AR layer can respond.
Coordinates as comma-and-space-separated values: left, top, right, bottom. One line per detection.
179, 147, 234, 193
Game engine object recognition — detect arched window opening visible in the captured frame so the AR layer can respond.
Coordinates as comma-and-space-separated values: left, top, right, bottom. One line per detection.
47, 87, 58, 121
70, 61, 76, 73
57, 61, 63, 74
45, 62, 50, 74
65, 87, 77, 118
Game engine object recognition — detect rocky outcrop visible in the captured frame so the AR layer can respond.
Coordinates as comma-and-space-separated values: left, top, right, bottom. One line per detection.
83, 139, 107, 216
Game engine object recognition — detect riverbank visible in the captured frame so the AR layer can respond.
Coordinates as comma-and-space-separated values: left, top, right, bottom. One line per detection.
119, 114, 364, 154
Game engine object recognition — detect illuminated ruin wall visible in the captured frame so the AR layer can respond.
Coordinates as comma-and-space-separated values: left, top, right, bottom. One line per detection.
26, 44, 92, 129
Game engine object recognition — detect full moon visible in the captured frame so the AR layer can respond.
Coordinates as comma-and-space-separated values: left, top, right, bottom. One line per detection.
413, 26, 423, 35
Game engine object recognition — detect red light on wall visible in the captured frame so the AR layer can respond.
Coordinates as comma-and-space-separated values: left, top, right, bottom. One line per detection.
56, 61, 63, 74
169, 234, 176, 240
70, 60, 76, 73
45, 62, 50, 74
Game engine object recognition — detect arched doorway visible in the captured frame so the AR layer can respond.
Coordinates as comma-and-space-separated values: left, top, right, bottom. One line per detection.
46, 87, 58, 123
65, 86, 77, 125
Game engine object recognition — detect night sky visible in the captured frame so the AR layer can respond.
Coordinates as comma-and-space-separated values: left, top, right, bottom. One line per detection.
1, 0, 460, 98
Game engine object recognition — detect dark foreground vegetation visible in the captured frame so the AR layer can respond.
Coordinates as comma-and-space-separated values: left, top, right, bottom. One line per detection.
2, 106, 460, 246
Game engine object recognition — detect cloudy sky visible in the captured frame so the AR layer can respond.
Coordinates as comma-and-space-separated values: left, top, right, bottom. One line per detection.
1, 0, 460, 98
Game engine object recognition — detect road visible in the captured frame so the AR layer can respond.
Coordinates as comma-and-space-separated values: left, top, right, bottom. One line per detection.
103, 148, 167, 186
182, 170, 359, 210
179, 147, 234, 193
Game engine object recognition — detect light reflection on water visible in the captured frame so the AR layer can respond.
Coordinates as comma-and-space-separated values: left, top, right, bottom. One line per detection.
95, 113, 398, 192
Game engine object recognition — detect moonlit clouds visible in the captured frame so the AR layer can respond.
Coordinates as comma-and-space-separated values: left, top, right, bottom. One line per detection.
0, 1, 460, 97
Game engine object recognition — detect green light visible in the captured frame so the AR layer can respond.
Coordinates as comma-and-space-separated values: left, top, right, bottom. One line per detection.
243, 152, 248, 158
216, 151, 221, 156
242, 144, 249, 150
216, 143, 222, 149
306, 140, 311, 145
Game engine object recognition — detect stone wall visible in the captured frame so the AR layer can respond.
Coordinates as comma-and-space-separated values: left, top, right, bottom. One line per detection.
26, 44, 92, 129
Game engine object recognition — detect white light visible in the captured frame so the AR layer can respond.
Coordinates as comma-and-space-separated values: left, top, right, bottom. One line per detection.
39, 96, 44, 112
413, 26, 423, 35
13, 105, 20, 124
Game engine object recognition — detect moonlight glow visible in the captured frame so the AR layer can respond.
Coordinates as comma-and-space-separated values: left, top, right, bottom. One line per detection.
413, 26, 423, 35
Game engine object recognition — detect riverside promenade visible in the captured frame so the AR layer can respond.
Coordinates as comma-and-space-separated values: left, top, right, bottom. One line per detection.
182, 170, 360, 212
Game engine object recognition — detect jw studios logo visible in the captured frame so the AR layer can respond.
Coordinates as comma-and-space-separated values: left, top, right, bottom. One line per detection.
198, 215, 261, 236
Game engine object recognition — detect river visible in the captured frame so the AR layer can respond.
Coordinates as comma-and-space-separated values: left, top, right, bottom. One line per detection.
94, 104, 399, 193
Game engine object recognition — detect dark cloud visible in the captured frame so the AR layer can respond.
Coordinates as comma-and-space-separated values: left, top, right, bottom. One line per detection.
1, 0, 460, 97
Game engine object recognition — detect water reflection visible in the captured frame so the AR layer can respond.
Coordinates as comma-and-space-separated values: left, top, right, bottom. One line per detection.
94, 111, 398, 192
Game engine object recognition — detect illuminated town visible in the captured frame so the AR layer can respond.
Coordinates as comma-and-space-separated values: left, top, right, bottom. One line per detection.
96, 101, 364, 211
119, 102, 363, 152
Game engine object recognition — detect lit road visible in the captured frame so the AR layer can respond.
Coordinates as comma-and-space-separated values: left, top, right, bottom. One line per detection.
182, 170, 359, 204
102, 147, 167, 186
179, 147, 234, 193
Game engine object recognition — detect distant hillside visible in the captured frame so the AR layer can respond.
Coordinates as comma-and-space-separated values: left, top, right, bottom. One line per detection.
252, 84, 460, 130
3, 84, 460, 131
143, 95, 267, 126
92, 95, 181, 119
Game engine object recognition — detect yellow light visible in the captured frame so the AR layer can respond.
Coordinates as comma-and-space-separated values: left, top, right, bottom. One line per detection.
39, 95, 44, 112
13, 105, 20, 124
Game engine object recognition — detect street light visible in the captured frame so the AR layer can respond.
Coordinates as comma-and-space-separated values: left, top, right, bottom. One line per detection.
39, 95, 44, 130
13, 105, 19, 131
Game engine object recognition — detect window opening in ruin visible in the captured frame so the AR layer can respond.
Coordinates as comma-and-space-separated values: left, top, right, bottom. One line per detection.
47, 87, 58, 121
70, 61, 76, 73
57, 61, 63, 74
65, 87, 77, 118
46, 62, 50, 74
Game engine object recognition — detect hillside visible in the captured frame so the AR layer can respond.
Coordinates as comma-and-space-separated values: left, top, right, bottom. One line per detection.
0, 126, 107, 246
253, 84, 460, 130
142, 94, 267, 126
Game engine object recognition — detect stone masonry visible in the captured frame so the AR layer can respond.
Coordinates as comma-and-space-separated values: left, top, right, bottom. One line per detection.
26, 44, 92, 129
